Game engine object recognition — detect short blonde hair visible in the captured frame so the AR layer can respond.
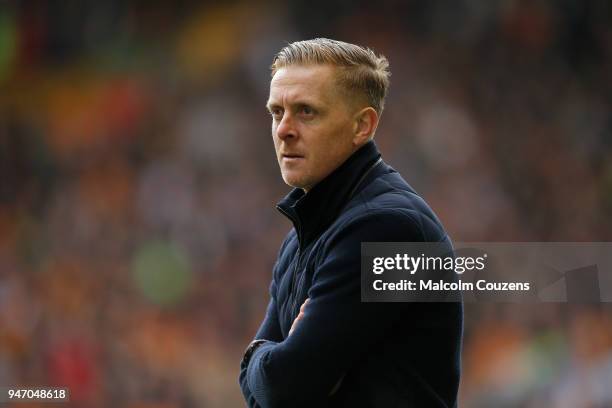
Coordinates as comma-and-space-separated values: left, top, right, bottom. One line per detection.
271, 38, 391, 114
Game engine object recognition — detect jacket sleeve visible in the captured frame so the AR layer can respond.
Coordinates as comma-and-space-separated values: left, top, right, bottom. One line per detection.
242, 210, 428, 408
239, 278, 284, 407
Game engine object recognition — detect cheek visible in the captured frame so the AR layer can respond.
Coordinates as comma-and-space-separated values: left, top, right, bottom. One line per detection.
319, 125, 352, 155
271, 127, 280, 147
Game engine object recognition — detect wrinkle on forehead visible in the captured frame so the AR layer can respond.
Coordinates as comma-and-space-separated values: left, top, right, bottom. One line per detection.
268, 65, 339, 107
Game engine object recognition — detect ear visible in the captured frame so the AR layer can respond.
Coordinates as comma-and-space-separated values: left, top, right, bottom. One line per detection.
352, 107, 379, 146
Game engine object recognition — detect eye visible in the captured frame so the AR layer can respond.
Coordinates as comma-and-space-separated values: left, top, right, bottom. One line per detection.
300, 105, 315, 117
269, 107, 283, 121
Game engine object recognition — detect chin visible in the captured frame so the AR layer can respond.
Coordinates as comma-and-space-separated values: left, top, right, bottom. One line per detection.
282, 174, 308, 190
283, 179, 305, 189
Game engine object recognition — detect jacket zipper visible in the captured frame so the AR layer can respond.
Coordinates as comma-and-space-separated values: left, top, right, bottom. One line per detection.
291, 247, 302, 316
290, 216, 304, 317
276, 205, 304, 318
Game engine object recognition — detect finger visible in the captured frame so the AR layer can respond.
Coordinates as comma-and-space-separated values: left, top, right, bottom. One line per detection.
289, 316, 302, 335
300, 298, 310, 312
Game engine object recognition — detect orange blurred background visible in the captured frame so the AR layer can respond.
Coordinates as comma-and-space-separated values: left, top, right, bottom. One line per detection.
1, 1, 611, 407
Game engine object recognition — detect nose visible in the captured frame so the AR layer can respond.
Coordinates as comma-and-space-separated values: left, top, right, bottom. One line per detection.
275, 113, 297, 141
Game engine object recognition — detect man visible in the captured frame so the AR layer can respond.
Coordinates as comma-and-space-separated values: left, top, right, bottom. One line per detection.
239, 38, 462, 407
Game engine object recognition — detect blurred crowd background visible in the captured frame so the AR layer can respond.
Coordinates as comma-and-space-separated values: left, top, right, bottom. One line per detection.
1, 1, 611, 407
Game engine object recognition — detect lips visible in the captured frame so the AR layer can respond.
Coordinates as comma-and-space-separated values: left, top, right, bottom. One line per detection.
281, 153, 304, 159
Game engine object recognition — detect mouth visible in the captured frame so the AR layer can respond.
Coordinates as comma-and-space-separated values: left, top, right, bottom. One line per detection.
281, 153, 305, 161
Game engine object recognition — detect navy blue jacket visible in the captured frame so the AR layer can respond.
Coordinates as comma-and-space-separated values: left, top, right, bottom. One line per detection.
240, 141, 462, 407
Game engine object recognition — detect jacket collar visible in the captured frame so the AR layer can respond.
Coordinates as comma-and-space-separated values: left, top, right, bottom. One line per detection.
276, 140, 382, 248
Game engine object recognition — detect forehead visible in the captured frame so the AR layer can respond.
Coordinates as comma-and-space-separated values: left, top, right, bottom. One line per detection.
268, 64, 339, 104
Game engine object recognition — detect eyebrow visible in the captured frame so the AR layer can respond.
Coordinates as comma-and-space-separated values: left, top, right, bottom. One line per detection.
265, 99, 323, 112
265, 101, 278, 112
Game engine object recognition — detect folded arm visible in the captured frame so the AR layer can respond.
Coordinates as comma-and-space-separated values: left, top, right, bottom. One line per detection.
241, 211, 423, 408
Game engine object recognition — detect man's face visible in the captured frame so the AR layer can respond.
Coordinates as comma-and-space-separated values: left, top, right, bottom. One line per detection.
267, 64, 357, 191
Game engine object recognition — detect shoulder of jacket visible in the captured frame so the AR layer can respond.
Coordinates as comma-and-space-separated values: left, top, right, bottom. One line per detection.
333, 175, 447, 243
335, 207, 427, 238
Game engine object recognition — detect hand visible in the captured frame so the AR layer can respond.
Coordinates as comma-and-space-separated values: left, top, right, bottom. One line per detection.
288, 298, 309, 336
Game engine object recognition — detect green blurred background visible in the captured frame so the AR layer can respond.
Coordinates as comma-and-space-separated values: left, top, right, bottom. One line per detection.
1, 1, 611, 407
